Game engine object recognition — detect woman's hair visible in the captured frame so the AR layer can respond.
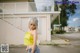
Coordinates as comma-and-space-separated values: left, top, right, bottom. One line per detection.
28, 17, 38, 27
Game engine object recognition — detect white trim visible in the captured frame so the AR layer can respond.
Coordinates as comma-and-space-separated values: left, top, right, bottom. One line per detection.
0, 11, 60, 15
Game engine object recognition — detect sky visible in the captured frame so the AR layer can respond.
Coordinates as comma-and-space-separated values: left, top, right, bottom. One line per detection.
67, 1, 80, 27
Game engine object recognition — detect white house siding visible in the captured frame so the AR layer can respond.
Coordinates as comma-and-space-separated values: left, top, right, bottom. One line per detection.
0, 14, 51, 45
0, 18, 25, 45
0, 2, 60, 45
38, 17, 47, 41
0, 2, 36, 14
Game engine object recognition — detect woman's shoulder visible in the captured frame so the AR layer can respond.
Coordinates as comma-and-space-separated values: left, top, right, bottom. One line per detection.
25, 30, 37, 35
31, 30, 38, 36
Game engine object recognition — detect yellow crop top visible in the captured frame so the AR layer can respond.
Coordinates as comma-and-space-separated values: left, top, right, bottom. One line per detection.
24, 32, 34, 46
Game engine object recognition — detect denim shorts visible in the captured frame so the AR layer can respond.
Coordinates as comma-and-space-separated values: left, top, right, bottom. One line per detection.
28, 45, 40, 53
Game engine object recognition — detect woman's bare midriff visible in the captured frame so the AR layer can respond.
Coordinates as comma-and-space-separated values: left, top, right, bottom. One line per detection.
27, 45, 33, 49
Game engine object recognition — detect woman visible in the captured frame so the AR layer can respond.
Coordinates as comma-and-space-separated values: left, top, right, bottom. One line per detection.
24, 17, 40, 53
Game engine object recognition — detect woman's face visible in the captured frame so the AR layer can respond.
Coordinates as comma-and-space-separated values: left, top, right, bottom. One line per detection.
29, 23, 37, 30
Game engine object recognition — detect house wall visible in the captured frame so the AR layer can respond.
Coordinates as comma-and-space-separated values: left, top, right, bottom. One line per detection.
0, 0, 33, 2
0, 2, 36, 13
0, 14, 51, 45
0, 2, 59, 45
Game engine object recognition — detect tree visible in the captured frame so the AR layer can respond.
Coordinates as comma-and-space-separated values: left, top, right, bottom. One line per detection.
51, 1, 59, 29
60, 0, 76, 27
54, 1, 59, 11
52, 0, 77, 28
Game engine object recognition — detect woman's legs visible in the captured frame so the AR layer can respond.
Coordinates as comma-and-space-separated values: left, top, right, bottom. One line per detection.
28, 48, 32, 53
28, 45, 40, 53
35, 46, 40, 53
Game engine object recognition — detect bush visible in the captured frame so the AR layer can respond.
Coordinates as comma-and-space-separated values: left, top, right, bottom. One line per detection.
53, 30, 66, 34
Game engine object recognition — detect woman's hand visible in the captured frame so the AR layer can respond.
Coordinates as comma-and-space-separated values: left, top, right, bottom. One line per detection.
26, 47, 28, 51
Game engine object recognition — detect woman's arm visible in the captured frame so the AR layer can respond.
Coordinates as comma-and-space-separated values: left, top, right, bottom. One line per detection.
31, 30, 37, 53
